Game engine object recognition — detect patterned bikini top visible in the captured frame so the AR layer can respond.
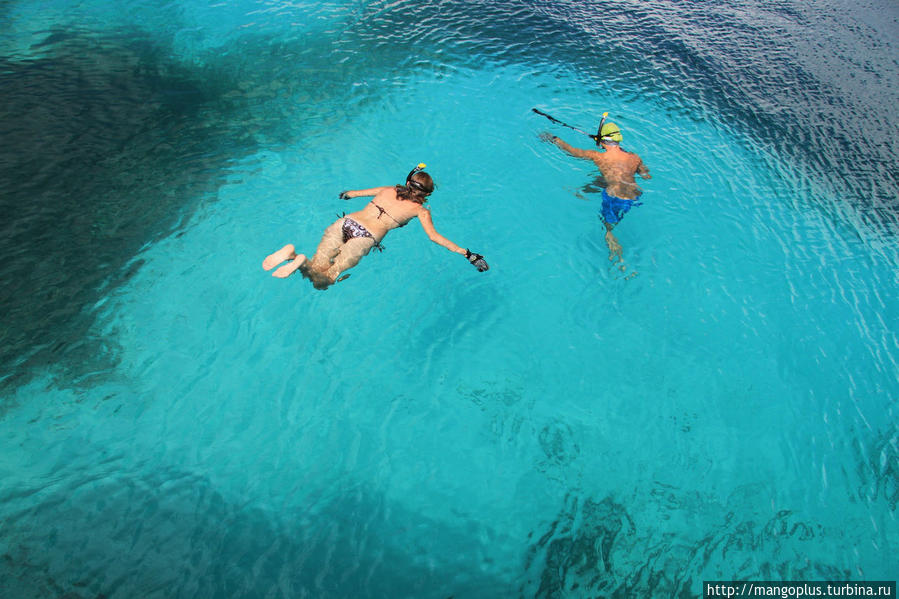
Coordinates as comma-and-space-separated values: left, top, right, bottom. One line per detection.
371, 202, 408, 227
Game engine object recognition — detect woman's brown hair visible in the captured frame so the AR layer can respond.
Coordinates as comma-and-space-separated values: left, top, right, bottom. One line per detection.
396, 171, 434, 204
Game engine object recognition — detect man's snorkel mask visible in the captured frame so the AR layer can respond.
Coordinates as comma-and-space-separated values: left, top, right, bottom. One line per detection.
405, 162, 430, 194
592, 112, 623, 146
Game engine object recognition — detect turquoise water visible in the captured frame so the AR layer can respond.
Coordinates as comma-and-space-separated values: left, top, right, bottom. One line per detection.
1, 0, 897, 597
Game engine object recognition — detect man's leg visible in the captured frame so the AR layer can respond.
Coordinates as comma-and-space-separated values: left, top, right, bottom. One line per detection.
604, 223, 623, 263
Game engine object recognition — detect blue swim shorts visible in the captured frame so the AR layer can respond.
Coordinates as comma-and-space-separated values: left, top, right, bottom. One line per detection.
600, 189, 642, 225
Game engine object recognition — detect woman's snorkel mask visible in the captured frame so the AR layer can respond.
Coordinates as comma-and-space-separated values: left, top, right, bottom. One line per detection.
405, 162, 429, 194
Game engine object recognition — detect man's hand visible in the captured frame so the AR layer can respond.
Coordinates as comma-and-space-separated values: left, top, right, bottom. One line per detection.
538, 132, 558, 144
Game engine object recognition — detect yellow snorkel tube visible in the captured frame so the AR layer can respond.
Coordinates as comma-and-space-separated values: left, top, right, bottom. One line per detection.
405, 162, 428, 193
595, 112, 608, 139
406, 162, 426, 183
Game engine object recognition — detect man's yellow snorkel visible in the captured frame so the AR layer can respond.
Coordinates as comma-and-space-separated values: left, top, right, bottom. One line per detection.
596, 112, 622, 145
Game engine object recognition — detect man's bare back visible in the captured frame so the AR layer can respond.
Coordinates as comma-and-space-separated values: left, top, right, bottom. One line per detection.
590, 145, 650, 199
544, 134, 650, 199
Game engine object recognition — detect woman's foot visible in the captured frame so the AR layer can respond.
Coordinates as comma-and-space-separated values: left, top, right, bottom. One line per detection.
272, 254, 307, 278
262, 244, 296, 270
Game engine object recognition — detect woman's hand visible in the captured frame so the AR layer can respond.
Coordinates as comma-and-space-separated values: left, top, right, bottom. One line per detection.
465, 250, 489, 272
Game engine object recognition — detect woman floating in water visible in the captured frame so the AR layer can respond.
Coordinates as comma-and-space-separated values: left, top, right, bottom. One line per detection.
262, 164, 489, 289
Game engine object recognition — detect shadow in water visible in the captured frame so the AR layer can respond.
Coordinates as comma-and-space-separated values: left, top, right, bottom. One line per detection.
520, 489, 858, 598
0, 30, 246, 394
522, 494, 636, 598
0, 23, 394, 396
0, 464, 512, 599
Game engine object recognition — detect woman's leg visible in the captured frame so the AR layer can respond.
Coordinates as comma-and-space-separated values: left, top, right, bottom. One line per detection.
273, 219, 344, 280
272, 253, 307, 278
265, 243, 308, 278
322, 237, 376, 284
268, 219, 375, 288
262, 244, 296, 270
307, 219, 346, 273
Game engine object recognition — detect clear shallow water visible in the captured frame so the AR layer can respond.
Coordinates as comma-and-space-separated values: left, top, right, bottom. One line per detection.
1, 0, 897, 597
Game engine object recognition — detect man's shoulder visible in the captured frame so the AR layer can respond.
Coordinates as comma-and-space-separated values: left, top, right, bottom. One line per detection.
621, 149, 645, 166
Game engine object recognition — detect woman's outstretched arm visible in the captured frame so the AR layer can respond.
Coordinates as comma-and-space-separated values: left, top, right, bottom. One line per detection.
417, 207, 489, 271
417, 207, 466, 254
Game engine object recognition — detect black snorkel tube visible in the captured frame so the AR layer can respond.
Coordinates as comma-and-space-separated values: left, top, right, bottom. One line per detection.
532, 108, 599, 142
405, 162, 427, 193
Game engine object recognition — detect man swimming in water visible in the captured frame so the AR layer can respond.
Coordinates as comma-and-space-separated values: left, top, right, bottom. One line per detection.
541, 119, 651, 263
